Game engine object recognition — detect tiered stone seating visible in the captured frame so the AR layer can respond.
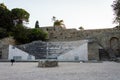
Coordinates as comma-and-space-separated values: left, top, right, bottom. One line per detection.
17, 41, 47, 59
17, 40, 86, 59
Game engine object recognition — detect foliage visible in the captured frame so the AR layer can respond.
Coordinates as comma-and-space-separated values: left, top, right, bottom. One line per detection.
79, 26, 84, 30
13, 25, 48, 44
0, 3, 7, 9
112, 0, 120, 25
0, 3, 30, 39
35, 20, 39, 28
11, 8, 30, 25
28, 28, 48, 42
54, 20, 63, 26
0, 3, 48, 44
0, 3, 14, 32
114, 25, 120, 29
0, 28, 8, 39
13, 24, 29, 44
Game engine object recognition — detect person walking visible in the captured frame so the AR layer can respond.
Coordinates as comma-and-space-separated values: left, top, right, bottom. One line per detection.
10, 59, 15, 66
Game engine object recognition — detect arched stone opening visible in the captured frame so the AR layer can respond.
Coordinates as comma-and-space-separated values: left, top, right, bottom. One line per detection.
110, 37, 120, 57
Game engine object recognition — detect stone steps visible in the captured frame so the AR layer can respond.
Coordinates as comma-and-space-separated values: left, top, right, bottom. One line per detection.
17, 40, 87, 59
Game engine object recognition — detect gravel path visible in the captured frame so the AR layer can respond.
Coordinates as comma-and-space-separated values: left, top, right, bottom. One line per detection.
0, 62, 120, 80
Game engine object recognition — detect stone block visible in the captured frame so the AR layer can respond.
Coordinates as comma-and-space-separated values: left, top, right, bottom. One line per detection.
38, 60, 58, 67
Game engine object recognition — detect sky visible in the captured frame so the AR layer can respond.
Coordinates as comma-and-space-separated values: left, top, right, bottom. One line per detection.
0, 0, 117, 29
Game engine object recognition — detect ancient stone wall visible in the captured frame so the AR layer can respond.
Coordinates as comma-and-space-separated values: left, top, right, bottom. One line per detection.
0, 37, 16, 60
41, 26, 120, 60
41, 26, 120, 48
48, 28, 119, 41
1, 37, 16, 45
0, 41, 9, 59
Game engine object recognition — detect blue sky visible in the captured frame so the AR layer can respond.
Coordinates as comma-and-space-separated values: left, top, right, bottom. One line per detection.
0, 0, 116, 29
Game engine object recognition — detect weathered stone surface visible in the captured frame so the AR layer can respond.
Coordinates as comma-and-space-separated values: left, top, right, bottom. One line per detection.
0, 41, 9, 59
10, 27, 120, 61
38, 60, 58, 67
1, 37, 16, 45
41, 26, 120, 60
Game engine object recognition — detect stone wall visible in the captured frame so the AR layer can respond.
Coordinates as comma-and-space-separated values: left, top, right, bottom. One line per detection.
0, 41, 9, 59
46, 28, 119, 42
1, 37, 16, 45
0, 37, 17, 60
88, 42, 100, 60
41, 26, 120, 60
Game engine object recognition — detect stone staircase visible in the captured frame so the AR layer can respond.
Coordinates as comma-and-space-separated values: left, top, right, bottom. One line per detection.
47, 41, 87, 58
17, 41, 47, 59
17, 40, 87, 59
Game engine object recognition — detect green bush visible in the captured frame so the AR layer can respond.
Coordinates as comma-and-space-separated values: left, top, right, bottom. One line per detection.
13, 25, 48, 44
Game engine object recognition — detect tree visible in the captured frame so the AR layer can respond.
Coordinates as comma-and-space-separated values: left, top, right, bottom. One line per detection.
0, 3, 7, 9
79, 26, 84, 30
0, 3, 14, 32
0, 3, 48, 44
112, 0, 120, 26
54, 20, 64, 26
13, 24, 29, 44
13, 25, 48, 44
53, 19, 66, 30
11, 8, 30, 25
0, 28, 8, 39
28, 29, 48, 42
35, 20, 39, 28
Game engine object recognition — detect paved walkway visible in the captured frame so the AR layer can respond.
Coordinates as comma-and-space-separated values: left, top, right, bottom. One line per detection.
0, 62, 120, 80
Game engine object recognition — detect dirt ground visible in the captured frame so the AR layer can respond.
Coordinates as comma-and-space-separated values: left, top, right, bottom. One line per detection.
0, 61, 120, 80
